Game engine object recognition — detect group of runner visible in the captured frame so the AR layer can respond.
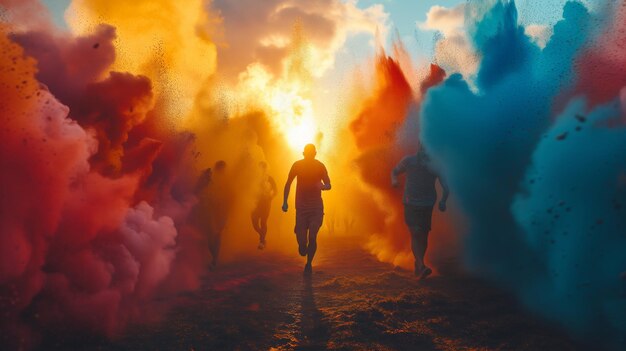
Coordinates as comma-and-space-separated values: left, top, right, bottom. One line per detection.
193, 143, 448, 278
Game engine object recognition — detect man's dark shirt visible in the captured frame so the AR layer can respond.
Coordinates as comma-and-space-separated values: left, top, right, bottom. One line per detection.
393, 155, 438, 207
288, 159, 330, 211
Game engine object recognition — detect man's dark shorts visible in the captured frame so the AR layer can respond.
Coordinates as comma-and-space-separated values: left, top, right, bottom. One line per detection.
252, 199, 271, 219
403, 204, 433, 232
295, 208, 324, 234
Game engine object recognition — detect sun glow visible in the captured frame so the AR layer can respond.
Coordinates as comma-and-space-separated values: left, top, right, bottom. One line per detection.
285, 118, 317, 152
197, 22, 325, 157
267, 87, 318, 153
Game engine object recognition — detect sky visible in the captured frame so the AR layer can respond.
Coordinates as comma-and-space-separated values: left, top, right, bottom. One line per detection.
43, 0, 70, 26
43, 0, 579, 59
39, 0, 586, 152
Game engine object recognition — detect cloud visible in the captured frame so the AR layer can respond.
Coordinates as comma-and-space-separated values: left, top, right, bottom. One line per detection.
418, 4, 465, 37
418, 4, 479, 81
210, 0, 388, 80
524, 24, 552, 48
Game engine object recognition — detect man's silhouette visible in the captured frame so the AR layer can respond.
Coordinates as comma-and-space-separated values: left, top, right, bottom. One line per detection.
191, 160, 231, 269
283, 144, 331, 274
392, 149, 449, 279
251, 161, 277, 249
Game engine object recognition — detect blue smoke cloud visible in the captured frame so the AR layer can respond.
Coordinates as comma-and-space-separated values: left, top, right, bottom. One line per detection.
420, 0, 625, 348
514, 99, 626, 344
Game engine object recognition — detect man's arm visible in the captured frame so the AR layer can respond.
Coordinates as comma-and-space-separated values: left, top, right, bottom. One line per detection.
282, 165, 296, 212
320, 164, 331, 191
268, 176, 278, 198
438, 176, 450, 212
391, 157, 407, 188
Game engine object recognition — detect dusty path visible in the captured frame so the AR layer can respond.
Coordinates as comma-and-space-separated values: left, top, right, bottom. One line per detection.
44, 236, 582, 350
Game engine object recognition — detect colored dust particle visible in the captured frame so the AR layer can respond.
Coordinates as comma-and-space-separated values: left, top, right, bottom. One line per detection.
0, 0, 625, 350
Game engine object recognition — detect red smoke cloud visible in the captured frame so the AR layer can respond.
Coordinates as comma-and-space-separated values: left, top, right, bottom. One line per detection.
572, 3, 626, 108
0, 20, 204, 348
70, 71, 154, 174
11, 24, 117, 104
12, 25, 154, 174
350, 54, 412, 151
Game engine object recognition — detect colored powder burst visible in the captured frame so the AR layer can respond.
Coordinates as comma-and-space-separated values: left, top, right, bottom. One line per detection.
420, 0, 626, 347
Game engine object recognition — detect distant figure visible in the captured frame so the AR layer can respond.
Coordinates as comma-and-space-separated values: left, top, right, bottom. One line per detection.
392, 149, 449, 279
191, 160, 232, 269
251, 161, 277, 249
194, 167, 213, 194
283, 144, 331, 274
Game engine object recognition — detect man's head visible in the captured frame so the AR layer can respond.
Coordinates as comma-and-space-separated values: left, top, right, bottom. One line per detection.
416, 148, 430, 163
214, 160, 227, 173
303, 144, 317, 159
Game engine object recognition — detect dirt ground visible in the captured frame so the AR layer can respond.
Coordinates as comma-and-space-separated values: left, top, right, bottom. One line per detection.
39, 236, 584, 351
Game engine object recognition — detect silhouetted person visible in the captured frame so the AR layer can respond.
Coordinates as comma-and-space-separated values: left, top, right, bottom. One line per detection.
392, 149, 449, 279
251, 161, 277, 249
194, 167, 213, 193
191, 160, 231, 269
283, 144, 331, 274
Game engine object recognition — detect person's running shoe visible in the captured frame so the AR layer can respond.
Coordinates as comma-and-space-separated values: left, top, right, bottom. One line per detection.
414, 264, 422, 276
303, 263, 312, 275
258, 240, 266, 250
419, 266, 432, 280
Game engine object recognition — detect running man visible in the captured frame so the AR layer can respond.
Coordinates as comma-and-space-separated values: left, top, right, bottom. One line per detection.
191, 160, 232, 269
282, 144, 331, 274
251, 161, 277, 250
392, 149, 449, 279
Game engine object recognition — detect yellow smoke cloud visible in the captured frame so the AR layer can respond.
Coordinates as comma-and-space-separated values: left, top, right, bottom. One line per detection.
187, 21, 323, 159
62, 0, 422, 269
66, 0, 218, 121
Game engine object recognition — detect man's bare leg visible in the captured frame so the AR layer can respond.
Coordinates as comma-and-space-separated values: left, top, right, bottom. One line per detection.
303, 225, 321, 275
296, 228, 308, 257
251, 212, 267, 249
208, 231, 222, 269
306, 229, 318, 266
409, 227, 431, 278
251, 213, 261, 235
259, 214, 268, 244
